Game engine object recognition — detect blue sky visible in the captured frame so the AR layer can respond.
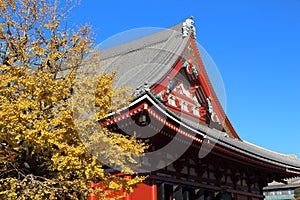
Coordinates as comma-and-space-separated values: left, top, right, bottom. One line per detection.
70, 0, 300, 156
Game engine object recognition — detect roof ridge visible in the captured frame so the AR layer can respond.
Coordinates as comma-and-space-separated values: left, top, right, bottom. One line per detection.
98, 22, 185, 60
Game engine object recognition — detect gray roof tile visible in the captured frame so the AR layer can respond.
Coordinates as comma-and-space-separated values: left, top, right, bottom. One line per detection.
98, 23, 188, 91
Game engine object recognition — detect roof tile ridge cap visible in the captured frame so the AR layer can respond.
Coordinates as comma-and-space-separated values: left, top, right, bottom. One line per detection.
243, 140, 299, 160
99, 22, 185, 60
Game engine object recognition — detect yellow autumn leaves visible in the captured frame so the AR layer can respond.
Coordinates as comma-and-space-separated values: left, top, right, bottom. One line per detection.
0, 0, 146, 199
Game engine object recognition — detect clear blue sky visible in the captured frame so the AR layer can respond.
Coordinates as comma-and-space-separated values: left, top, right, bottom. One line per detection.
70, 0, 300, 156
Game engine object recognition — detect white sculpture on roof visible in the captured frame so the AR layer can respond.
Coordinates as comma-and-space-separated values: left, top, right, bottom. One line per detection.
182, 16, 196, 39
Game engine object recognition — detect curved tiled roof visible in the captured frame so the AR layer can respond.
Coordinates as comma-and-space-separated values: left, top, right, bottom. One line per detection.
264, 177, 300, 190
142, 92, 300, 171
98, 19, 300, 174
98, 22, 188, 92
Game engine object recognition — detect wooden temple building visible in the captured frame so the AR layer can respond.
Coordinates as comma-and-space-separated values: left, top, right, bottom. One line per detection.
94, 17, 300, 200
263, 177, 300, 200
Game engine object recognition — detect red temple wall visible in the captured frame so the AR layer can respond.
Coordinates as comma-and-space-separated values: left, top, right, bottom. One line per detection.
124, 180, 157, 200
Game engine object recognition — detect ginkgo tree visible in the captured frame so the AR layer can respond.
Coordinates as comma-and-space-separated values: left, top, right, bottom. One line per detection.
0, 0, 146, 199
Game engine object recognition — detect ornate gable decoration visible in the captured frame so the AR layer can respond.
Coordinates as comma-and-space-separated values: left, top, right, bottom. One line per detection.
152, 39, 225, 132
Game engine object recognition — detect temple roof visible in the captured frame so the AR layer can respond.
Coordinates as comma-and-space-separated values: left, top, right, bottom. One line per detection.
132, 92, 300, 172
264, 177, 300, 190
98, 22, 188, 91
98, 18, 300, 174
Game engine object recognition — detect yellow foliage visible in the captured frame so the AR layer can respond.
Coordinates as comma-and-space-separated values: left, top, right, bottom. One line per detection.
0, 0, 146, 199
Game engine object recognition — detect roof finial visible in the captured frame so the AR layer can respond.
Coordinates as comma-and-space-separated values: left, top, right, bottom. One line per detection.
133, 81, 150, 98
143, 81, 150, 92
182, 16, 196, 39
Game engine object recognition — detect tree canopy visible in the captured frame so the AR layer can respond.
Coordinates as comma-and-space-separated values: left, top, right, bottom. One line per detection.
0, 0, 146, 199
